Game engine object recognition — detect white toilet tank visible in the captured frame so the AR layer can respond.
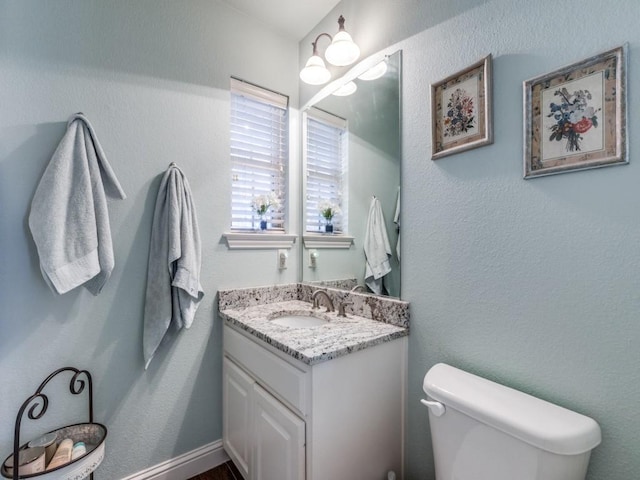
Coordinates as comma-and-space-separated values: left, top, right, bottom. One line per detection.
422, 363, 601, 480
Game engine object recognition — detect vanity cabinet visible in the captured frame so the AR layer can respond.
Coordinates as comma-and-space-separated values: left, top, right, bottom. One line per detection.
223, 324, 406, 480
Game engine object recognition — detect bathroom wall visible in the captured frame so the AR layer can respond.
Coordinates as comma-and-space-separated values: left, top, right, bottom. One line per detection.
304, 0, 640, 479
0, 1, 299, 478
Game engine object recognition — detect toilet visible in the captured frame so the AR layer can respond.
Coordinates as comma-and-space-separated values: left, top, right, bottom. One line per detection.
422, 363, 602, 480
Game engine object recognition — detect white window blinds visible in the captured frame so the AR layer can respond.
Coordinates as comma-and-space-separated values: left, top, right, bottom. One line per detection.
305, 108, 348, 233
230, 78, 288, 231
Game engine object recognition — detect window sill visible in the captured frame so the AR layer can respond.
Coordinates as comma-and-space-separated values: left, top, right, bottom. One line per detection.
302, 234, 354, 249
223, 232, 297, 250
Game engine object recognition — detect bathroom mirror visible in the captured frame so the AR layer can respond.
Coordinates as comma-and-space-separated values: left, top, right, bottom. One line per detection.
301, 49, 402, 298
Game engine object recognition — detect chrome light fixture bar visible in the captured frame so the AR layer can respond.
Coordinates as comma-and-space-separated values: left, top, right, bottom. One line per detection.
300, 15, 360, 85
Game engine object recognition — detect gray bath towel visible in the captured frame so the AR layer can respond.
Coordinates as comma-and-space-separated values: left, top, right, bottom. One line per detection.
28, 113, 126, 295
364, 196, 392, 295
143, 164, 204, 369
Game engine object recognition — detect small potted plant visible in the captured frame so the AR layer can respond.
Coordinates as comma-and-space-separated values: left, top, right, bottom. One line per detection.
252, 193, 279, 231
318, 200, 341, 234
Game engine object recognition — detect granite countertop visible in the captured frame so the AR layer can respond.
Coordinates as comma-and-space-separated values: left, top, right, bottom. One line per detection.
220, 300, 408, 366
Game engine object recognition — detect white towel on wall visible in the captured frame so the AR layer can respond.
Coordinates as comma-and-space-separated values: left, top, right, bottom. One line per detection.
364, 196, 392, 295
393, 186, 401, 261
143, 164, 204, 370
28, 113, 127, 295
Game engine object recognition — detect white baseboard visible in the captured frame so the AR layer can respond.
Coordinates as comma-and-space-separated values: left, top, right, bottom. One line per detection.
121, 440, 229, 480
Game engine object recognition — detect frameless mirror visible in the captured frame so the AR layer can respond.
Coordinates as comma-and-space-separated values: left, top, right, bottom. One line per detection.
301, 50, 402, 298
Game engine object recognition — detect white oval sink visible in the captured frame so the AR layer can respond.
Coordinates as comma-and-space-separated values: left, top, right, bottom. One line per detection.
270, 315, 328, 328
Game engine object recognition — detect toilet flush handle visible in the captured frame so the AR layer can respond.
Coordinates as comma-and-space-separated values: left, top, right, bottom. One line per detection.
421, 398, 445, 417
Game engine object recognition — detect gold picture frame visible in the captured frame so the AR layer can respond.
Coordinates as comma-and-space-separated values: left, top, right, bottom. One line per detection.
431, 55, 493, 160
523, 45, 628, 178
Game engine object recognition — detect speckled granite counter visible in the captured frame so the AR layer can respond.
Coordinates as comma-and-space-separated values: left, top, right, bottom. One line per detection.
220, 297, 409, 366
219, 283, 409, 327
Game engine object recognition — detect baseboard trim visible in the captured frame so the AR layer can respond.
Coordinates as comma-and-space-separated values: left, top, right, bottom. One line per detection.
121, 440, 229, 480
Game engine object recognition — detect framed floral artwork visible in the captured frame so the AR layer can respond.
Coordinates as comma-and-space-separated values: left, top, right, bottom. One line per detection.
523, 45, 627, 178
431, 55, 493, 160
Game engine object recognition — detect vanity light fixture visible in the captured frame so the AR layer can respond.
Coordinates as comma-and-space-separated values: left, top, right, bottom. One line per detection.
332, 81, 357, 96
357, 59, 388, 81
299, 15, 360, 85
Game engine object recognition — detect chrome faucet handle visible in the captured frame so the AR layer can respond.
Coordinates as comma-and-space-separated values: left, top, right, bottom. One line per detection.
337, 301, 353, 317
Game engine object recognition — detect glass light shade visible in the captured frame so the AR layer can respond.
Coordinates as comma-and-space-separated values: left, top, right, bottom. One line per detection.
300, 54, 331, 85
358, 60, 388, 81
332, 81, 357, 97
324, 31, 360, 67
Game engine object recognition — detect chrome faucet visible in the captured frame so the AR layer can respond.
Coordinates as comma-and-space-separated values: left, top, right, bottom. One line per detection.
350, 284, 366, 293
311, 290, 334, 312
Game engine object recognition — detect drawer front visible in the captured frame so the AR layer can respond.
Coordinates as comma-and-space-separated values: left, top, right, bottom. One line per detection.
224, 326, 308, 415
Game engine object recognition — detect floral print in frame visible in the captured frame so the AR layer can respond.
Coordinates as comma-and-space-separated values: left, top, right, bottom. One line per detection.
431, 55, 493, 160
524, 45, 627, 178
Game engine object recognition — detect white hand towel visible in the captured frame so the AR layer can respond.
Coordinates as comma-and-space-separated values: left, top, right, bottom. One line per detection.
393, 186, 401, 261
364, 196, 392, 295
28, 113, 126, 295
143, 164, 204, 369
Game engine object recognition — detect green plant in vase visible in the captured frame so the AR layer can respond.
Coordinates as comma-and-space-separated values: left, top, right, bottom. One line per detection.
318, 200, 341, 234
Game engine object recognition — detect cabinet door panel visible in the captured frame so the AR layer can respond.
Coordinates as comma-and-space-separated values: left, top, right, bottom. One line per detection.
223, 357, 253, 479
253, 384, 305, 480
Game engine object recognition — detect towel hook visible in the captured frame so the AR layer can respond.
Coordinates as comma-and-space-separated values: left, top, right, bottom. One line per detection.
168, 162, 177, 168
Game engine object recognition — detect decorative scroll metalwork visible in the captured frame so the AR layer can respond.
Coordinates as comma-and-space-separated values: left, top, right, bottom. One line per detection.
11, 367, 94, 480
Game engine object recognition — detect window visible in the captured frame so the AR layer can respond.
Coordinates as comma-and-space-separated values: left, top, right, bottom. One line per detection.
305, 108, 348, 233
230, 78, 288, 231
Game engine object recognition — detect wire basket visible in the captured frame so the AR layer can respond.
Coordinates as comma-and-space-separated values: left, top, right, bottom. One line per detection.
4, 368, 105, 480
2, 423, 106, 480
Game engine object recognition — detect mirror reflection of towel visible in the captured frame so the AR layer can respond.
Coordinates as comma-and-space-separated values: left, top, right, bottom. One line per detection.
364, 197, 392, 295
394, 186, 400, 261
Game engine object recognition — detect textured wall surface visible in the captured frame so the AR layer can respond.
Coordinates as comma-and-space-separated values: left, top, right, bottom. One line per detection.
303, 1, 640, 479
2, 1, 639, 479
0, 1, 299, 478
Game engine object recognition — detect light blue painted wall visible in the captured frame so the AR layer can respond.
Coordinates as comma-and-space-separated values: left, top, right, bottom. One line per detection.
0, 1, 299, 478
2, 1, 639, 478
304, 0, 640, 479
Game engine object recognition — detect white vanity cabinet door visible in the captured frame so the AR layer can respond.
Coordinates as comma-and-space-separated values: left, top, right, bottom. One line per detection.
253, 384, 305, 480
223, 357, 253, 479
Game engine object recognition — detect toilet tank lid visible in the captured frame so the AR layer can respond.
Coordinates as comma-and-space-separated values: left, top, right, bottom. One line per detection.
423, 363, 602, 455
